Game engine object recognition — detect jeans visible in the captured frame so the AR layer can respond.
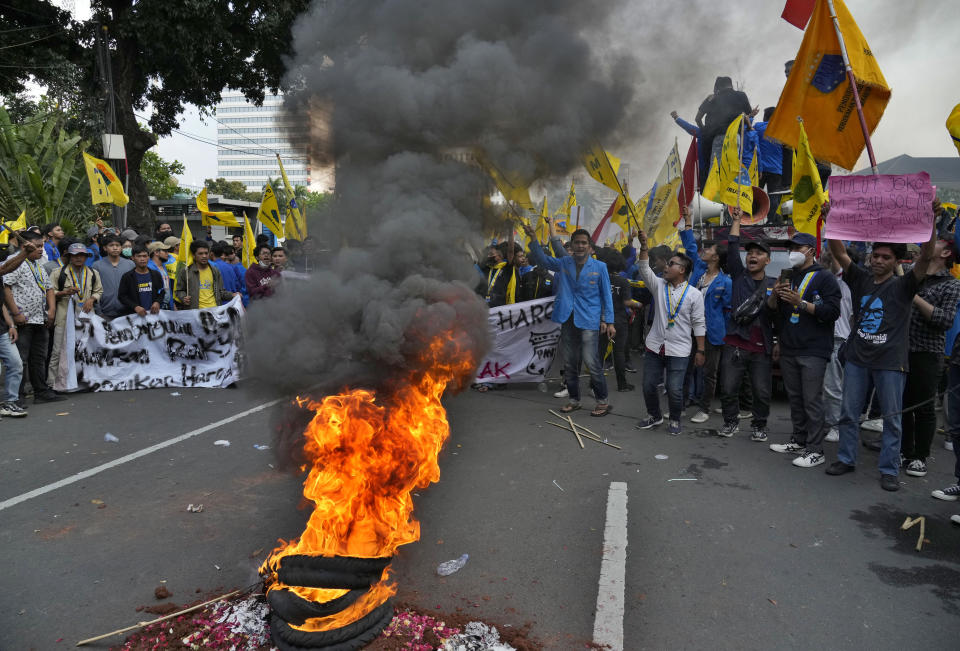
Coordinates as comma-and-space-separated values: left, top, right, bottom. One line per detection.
15, 323, 51, 399
562, 317, 608, 403
901, 352, 942, 462
823, 337, 845, 429
0, 331, 23, 403
780, 355, 829, 452
697, 340, 723, 413
601, 319, 630, 390
720, 345, 771, 427
946, 363, 960, 481
837, 361, 906, 476
642, 350, 687, 421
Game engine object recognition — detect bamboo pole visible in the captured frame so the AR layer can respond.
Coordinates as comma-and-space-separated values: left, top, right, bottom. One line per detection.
545, 418, 622, 450
825, 0, 878, 173
76, 589, 242, 646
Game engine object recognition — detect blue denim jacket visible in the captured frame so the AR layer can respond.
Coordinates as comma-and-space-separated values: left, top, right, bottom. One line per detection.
528, 240, 614, 330
680, 228, 732, 345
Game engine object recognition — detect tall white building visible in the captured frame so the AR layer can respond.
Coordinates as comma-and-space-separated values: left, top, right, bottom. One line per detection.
214, 91, 312, 192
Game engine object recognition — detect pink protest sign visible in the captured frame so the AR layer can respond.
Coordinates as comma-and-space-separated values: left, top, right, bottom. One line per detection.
823, 172, 935, 243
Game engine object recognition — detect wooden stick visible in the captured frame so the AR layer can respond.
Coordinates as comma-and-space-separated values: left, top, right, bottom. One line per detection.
76, 589, 242, 646
546, 420, 622, 450
901, 516, 926, 552
547, 410, 583, 448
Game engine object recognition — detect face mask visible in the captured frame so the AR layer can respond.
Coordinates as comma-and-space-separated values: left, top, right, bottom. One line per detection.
121, 247, 132, 257
788, 251, 807, 268
259, 261, 270, 268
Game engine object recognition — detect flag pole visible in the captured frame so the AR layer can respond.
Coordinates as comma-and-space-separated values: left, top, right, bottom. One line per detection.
734, 114, 746, 223
825, 0, 878, 174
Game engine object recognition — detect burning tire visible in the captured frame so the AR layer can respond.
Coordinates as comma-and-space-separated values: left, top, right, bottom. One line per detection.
269, 601, 394, 650
268, 587, 365, 624
277, 554, 391, 589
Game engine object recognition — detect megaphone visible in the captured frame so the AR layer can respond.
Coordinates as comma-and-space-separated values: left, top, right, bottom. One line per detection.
687, 194, 725, 222
741, 186, 770, 225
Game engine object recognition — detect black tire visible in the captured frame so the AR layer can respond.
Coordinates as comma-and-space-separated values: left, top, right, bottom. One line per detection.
268, 587, 366, 625
270, 605, 393, 650
270, 601, 393, 647
277, 555, 391, 588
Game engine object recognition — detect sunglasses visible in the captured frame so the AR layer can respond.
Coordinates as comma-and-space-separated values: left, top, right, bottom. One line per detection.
666, 260, 684, 268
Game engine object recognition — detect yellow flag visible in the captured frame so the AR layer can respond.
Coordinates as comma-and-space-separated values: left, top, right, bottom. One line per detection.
642, 143, 684, 247
474, 149, 535, 213
791, 120, 827, 236
242, 216, 257, 268
178, 216, 194, 269
714, 152, 755, 215
948, 103, 960, 156
582, 146, 623, 194
766, 0, 890, 170
197, 188, 240, 227
534, 196, 550, 243
257, 183, 283, 236
277, 156, 306, 241
0, 210, 26, 244
82, 152, 129, 207
702, 115, 745, 202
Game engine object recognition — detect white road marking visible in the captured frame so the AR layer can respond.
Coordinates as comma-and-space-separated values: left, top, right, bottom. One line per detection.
593, 481, 628, 651
0, 397, 285, 512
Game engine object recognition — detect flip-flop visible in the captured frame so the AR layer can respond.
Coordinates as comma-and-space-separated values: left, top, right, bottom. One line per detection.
559, 403, 581, 413
475, 384, 490, 392
591, 403, 612, 417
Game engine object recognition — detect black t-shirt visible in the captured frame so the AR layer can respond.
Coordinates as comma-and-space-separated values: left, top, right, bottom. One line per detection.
844, 263, 919, 372
135, 271, 153, 310
701, 88, 752, 141
610, 274, 632, 324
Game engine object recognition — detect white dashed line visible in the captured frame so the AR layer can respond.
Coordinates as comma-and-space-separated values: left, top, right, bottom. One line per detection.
593, 481, 628, 651
0, 397, 285, 512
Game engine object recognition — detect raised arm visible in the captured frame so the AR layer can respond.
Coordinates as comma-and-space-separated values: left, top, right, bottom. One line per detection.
725, 208, 745, 278
521, 222, 561, 272
911, 218, 939, 282
822, 203, 853, 273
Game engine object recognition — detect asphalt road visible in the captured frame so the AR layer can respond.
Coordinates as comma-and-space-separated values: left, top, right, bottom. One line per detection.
1, 378, 958, 650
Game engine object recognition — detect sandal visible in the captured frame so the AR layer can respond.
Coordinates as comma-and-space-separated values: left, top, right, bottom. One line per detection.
475, 384, 490, 392
591, 403, 612, 417
559, 403, 581, 413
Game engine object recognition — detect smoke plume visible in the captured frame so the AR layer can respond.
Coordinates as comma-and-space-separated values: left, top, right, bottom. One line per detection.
245, 0, 640, 395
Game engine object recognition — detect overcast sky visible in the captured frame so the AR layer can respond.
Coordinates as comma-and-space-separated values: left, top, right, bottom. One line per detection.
149, 0, 958, 189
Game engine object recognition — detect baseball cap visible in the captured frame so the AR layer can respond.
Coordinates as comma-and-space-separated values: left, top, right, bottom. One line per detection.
120, 229, 138, 241
147, 241, 171, 253
785, 232, 817, 248
67, 242, 89, 256
743, 239, 771, 254
163, 236, 181, 248
86, 225, 100, 238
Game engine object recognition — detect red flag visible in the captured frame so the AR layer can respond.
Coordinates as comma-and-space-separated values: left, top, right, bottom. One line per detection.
679, 136, 698, 210
591, 198, 619, 244
781, 0, 816, 29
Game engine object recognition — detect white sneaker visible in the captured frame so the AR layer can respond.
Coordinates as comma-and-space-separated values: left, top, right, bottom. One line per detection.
770, 439, 805, 454
738, 410, 752, 420
792, 451, 825, 468
946, 439, 955, 452
690, 410, 710, 424
952, 514, 960, 525
554, 387, 569, 398
904, 459, 928, 477
825, 428, 840, 442
713, 407, 723, 414
861, 418, 883, 432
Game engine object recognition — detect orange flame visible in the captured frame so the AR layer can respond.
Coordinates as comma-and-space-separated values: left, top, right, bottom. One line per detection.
261, 335, 477, 632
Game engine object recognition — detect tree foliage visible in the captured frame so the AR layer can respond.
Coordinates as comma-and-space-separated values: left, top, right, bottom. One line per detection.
1, 1, 311, 232
0, 106, 96, 233
142, 150, 185, 200
204, 178, 261, 202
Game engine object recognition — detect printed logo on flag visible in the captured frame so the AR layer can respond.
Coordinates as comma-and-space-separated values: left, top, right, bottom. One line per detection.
811, 54, 846, 93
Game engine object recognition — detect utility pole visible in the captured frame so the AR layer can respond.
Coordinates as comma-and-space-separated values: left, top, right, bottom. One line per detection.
94, 23, 127, 229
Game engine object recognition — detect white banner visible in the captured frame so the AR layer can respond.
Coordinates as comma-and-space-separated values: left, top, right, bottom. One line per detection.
70, 295, 244, 391
475, 297, 560, 384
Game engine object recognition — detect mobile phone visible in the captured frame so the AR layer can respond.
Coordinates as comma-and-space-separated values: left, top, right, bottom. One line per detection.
779, 268, 791, 284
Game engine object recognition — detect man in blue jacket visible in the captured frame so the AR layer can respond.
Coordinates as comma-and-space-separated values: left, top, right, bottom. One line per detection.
524, 224, 615, 417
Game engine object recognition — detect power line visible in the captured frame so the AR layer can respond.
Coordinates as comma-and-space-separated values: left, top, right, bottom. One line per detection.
206, 108, 284, 154
0, 22, 59, 34
134, 112, 305, 160
0, 26, 72, 51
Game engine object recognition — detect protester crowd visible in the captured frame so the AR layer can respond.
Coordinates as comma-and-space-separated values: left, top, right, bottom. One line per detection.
474, 66, 960, 527
0, 219, 324, 412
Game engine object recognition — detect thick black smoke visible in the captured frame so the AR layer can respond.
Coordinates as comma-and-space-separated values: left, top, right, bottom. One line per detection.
245, 0, 639, 396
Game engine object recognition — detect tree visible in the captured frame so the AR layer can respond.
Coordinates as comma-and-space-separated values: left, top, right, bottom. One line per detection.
141, 151, 185, 200
204, 178, 261, 202
1, 1, 311, 233
0, 106, 96, 232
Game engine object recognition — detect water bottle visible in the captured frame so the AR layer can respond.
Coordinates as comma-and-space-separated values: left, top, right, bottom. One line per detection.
436, 553, 469, 576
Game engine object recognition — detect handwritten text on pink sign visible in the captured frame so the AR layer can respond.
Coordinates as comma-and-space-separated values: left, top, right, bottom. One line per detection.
824, 172, 934, 243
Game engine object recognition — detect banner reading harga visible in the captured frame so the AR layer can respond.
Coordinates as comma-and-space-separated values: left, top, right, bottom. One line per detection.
474, 297, 560, 384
